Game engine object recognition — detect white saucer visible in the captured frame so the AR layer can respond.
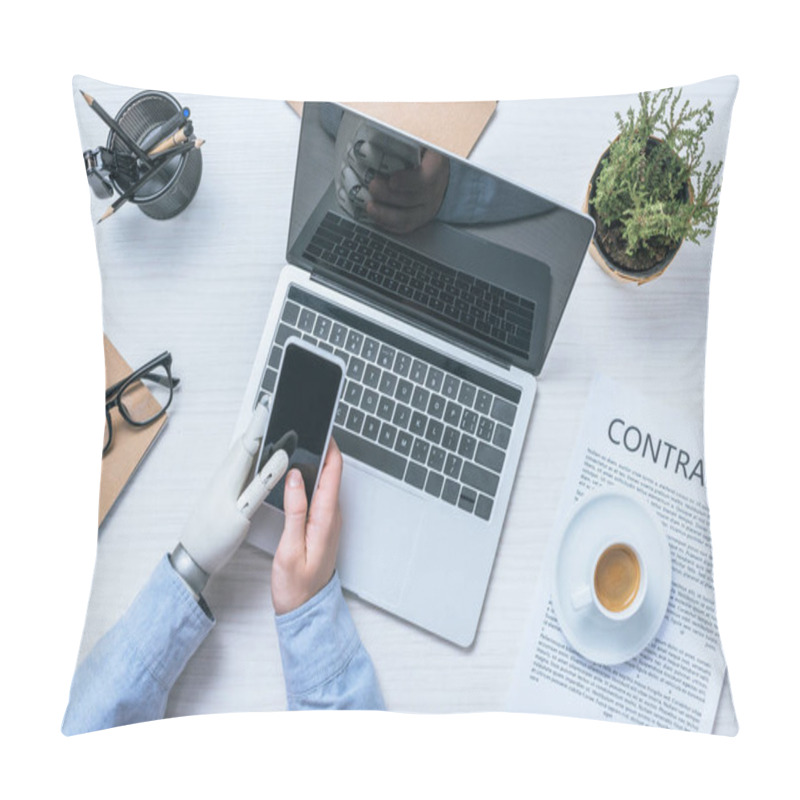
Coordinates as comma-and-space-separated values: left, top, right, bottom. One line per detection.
551, 488, 672, 665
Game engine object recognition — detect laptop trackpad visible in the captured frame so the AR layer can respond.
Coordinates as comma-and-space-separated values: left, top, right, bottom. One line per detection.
336, 466, 419, 611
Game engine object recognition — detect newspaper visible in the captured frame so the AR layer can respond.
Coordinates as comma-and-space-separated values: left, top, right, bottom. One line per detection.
506, 375, 728, 732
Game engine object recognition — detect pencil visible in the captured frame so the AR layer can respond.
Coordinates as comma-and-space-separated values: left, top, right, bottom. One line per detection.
80, 90, 153, 165
142, 108, 191, 154
147, 125, 192, 156
97, 138, 204, 223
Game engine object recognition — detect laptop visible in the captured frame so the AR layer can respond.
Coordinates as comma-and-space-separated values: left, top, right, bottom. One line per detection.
234, 102, 594, 646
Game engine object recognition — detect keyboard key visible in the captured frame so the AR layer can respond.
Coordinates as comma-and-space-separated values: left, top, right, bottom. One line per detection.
392, 403, 411, 430
345, 407, 365, 434
490, 396, 517, 426
442, 479, 460, 505
444, 400, 461, 426
362, 337, 380, 362
444, 453, 463, 479
313, 316, 332, 340
475, 390, 493, 414
404, 462, 427, 490
282, 301, 300, 325
425, 419, 444, 445
345, 382, 363, 406
427, 446, 446, 472
410, 360, 427, 384
427, 394, 445, 420
458, 487, 477, 513
377, 395, 395, 421
475, 494, 493, 521
298, 308, 316, 332
411, 385, 430, 411
363, 364, 381, 388
378, 345, 396, 368
425, 367, 444, 392
442, 426, 460, 452
334, 425, 406, 480
461, 461, 500, 497
475, 441, 505, 473
347, 357, 365, 381
476, 416, 495, 442
275, 323, 294, 345
363, 415, 381, 441
268, 346, 282, 369
262, 368, 278, 393
330, 323, 348, 347
425, 471, 444, 498
393, 352, 411, 377
395, 379, 413, 404
458, 434, 477, 460
395, 430, 413, 456
335, 402, 348, 426
460, 409, 478, 434
379, 371, 397, 396
410, 411, 427, 436
458, 382, 476, 407
361, 388, 379, 415
379, 422, 397, 448
493, 423, 512, 450
442, 375, 460, 399
345, 330, 364, 354
411, 438, 430, 463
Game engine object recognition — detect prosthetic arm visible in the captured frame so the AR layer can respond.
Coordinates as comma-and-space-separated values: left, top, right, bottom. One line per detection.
170, 397, 293, 598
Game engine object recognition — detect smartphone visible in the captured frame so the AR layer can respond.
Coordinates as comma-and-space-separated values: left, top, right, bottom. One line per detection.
255, 337, 345, 511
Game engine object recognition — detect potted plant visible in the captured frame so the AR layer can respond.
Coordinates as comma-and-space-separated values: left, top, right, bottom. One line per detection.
584, 88, 724, 284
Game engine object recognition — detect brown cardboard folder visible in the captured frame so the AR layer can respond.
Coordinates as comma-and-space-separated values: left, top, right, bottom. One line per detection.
287, 101, 497, 158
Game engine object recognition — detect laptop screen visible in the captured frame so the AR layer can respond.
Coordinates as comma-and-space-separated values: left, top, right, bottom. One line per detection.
287, 102, 594, 376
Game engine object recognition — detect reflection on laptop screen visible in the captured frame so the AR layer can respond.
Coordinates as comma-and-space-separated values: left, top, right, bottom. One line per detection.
288, 103, 594, 375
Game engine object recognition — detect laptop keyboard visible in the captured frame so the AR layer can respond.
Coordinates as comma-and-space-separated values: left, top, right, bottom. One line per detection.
301, 212, 535, 358
257, 285, 521, 522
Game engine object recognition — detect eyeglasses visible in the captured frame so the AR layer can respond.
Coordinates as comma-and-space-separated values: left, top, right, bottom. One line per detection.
104, 351, 180, 455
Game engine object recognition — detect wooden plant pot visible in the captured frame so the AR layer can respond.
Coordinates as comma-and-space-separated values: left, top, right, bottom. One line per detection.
583, 140, 689, 286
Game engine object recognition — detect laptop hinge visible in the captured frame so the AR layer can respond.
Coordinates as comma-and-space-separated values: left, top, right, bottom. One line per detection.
309, 269, 513, 371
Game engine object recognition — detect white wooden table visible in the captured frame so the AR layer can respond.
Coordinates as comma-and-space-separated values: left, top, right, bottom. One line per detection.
72, 75, 737, 732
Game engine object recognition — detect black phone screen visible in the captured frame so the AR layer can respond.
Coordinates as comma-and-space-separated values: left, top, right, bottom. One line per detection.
259, 342, 343, 510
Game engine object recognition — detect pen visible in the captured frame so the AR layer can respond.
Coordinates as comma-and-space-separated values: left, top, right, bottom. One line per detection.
80, 90, 153, 165
96, 138, 204, 223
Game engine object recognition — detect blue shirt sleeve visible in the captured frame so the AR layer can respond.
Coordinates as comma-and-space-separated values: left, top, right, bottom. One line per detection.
63, 561, 383, 733
274, 572, 385, 710
61, 555, 215, 735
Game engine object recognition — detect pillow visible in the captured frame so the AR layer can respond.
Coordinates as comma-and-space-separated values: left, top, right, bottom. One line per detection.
65, 74, 738, 734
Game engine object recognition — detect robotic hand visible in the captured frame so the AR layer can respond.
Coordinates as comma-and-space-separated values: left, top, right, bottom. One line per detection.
171, 398, 293, 598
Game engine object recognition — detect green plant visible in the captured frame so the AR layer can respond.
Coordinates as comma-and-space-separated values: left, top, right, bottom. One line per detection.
590, 88, 723, 269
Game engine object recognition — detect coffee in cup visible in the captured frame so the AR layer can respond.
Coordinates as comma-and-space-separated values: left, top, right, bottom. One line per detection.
572, 541, 647, 621
594, 543, 641, 613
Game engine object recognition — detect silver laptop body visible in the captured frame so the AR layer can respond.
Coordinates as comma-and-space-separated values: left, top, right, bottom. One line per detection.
235, 103, 593, 646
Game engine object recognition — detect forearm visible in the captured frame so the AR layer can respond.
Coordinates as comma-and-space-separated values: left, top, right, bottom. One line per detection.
274, 572, 384, 711
62, 555, 215, 735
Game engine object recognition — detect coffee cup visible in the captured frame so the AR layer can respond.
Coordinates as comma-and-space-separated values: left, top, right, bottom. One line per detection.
571, 541, 647, 621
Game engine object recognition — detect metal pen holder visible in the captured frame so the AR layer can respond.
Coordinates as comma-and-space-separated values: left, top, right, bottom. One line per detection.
82, 89, 202, 221
109, 91, 202, 219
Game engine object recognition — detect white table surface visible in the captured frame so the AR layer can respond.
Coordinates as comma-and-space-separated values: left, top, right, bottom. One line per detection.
72, 75, 737, 732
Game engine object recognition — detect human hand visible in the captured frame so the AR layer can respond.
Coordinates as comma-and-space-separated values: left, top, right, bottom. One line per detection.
365, 148, 450, 234
179, 399, 274, 579
271, 438, 343, 615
